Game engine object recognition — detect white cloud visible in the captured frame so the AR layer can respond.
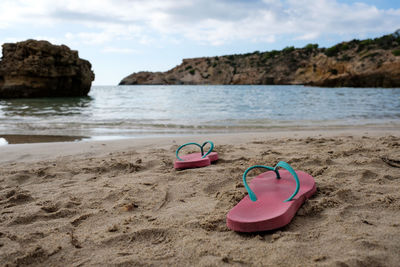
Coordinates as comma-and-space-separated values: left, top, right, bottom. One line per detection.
101, 47, 139, 54
69, 32, 113, 45
0, 0, 399, 47
294, 33, 320, 41
64, 24, 143, 46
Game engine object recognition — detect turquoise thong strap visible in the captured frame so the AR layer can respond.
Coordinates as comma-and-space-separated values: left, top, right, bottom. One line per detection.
242, 161, 300, 202
175, 141, 214, 161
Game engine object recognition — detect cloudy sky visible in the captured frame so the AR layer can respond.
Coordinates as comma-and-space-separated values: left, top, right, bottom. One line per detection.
1, 0, 399, 85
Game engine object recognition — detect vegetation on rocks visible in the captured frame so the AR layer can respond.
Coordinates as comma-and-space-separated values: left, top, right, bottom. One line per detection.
120, 30, 400, 88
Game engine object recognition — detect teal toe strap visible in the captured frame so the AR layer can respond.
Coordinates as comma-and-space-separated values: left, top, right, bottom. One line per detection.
175, 141, 214, 161
201, 141, 214, 158
274, 161, 300, 202
242, 161, 300, 202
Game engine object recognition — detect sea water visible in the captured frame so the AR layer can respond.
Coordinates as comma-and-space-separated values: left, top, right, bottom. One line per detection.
0, 85, 399, 139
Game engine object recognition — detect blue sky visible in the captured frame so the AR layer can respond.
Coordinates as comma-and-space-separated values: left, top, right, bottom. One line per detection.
1, 0, 399, 85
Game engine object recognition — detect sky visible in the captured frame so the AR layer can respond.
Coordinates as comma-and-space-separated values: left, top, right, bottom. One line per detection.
0, 0, 399, 85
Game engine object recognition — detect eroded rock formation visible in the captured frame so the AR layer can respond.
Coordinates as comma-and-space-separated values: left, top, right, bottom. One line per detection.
120, 31, 400, 88
0, 40, 94, 98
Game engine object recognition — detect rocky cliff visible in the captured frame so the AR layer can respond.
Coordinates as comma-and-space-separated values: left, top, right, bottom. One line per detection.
120, 31, 400, 87
0, 40, 95, 98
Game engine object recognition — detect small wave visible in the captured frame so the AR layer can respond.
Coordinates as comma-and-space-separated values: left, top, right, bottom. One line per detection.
0, 138, 8, 146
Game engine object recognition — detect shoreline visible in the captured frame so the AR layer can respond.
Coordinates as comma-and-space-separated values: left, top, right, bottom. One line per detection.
0, 126, 398, 165
1, 122, 399, 146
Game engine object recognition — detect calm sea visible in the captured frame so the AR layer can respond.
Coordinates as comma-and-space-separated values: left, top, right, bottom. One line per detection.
0, 85, 399, 140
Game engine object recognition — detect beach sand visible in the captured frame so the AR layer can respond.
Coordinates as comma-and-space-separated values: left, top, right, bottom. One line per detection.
0, 128, 399, 266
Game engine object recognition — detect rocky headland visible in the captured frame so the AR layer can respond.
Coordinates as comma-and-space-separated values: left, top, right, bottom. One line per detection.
0, 40, 94, 98
120, 31, 400, 87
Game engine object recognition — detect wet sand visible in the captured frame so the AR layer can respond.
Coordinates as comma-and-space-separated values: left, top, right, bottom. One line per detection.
0, 128, 399, 266
0, 135, 86, 145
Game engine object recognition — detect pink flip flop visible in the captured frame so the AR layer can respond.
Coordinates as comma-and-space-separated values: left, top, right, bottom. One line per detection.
174, 141, 218, 169
227, 161, 316, 232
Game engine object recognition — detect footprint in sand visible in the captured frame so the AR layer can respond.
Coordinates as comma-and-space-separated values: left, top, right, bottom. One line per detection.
335, 188, 358, 202
1, 188, 33, 207
359, 170, 379, 183
8, 246, 53, 266
130, 228, 171, 244
297, 193, 340, 217
39, 201, 60, 213
9, 171, 32, 185
101, 228, 172, 246
71, 213, 93, 227
382, 157, 400, 168
9, 208, 77, 226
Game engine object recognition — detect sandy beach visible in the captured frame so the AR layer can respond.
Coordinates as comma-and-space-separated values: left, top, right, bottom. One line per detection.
0, 127, 400, 266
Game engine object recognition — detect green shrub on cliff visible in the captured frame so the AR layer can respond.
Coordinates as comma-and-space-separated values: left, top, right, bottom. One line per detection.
189, 69, 195, 75
341, 43, 349, 50
393, 49, 400, 56
357, 39, 373, 51
282, 46, 295, 54
263, 50, 280, 60
304, 43, 318, 51
374, 34, 396, 49
325, 42, 351, 57
325, 45, 340, 57
356, 33, 400, 52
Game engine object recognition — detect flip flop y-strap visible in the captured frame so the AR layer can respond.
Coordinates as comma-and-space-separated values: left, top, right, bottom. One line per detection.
201, 141, 214, 158
242, 161, 300, 202
175, 141, 214, 161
